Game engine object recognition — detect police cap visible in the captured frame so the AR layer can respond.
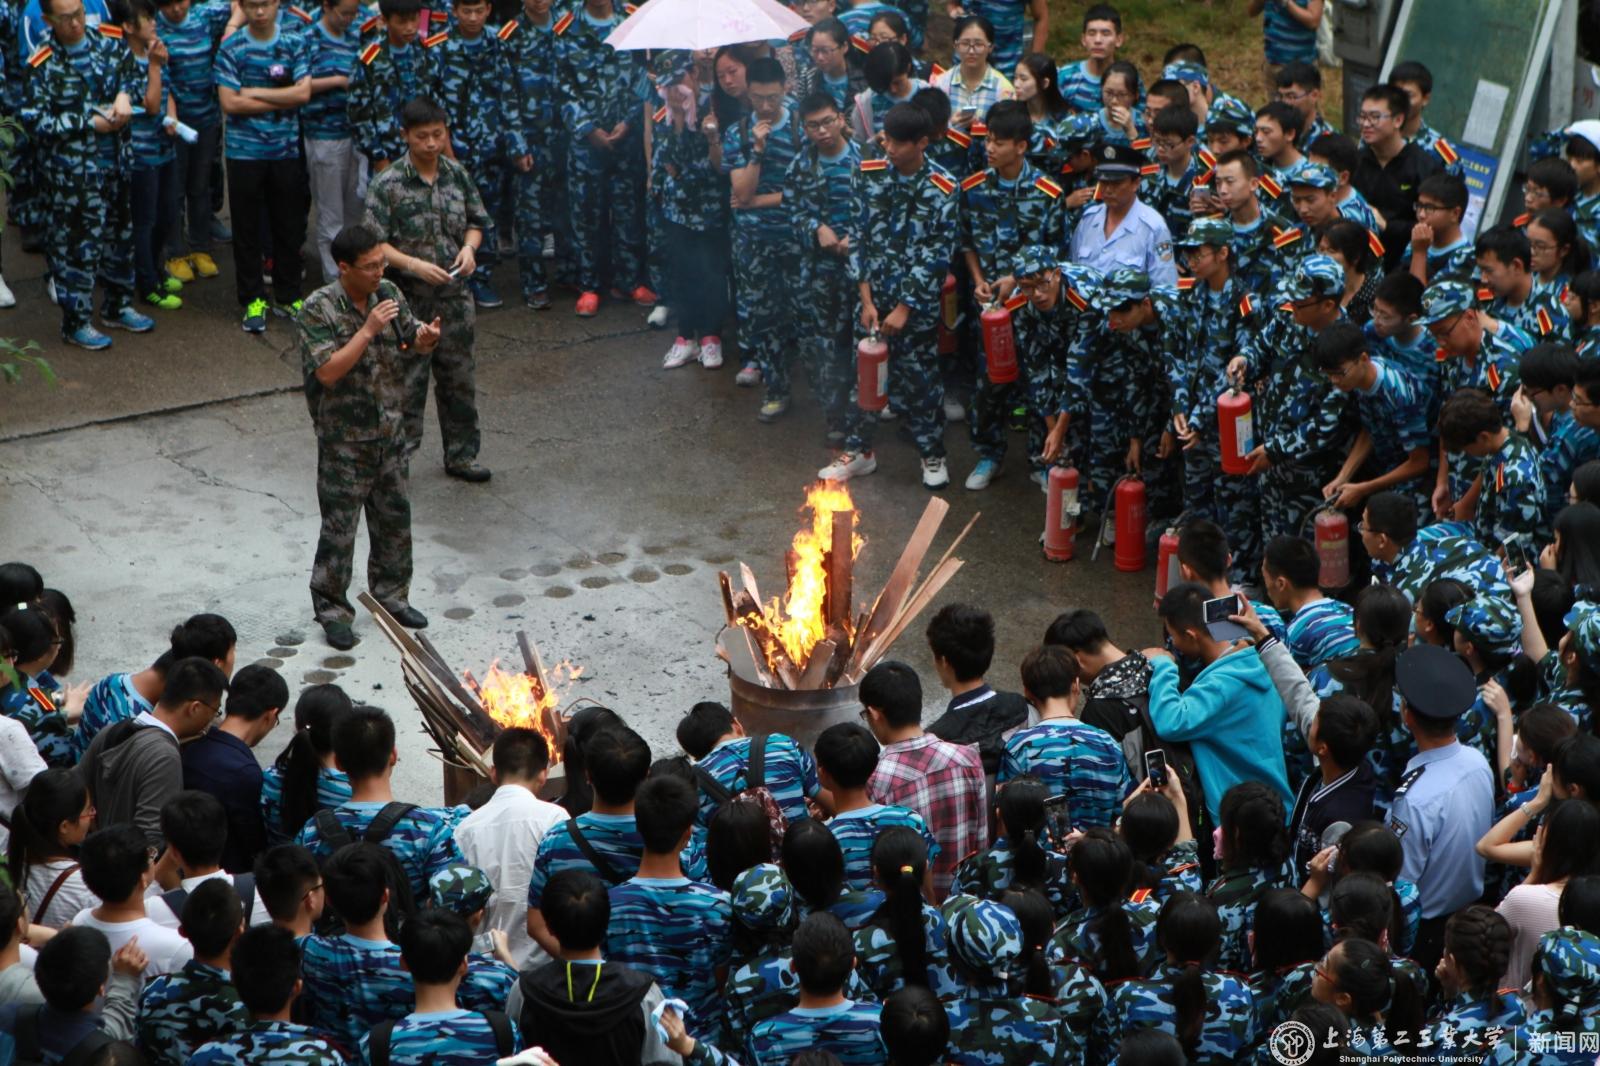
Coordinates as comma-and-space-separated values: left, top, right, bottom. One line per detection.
1394, 643, 1477, 720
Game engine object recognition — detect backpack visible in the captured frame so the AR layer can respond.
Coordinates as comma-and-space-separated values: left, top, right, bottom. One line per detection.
694, 734, 786, 853
162, 872, 256, 925
12, 1006, 111, 1066
310, 802, 419, 935
368, 1009, 513, 1066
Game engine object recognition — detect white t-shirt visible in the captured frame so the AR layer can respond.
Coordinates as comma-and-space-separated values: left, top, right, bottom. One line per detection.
23, 860, 99, 930
142, 871, 271, 929
453, 783, 566, 969
68, 910, 194, 979
0, 718, 45, 853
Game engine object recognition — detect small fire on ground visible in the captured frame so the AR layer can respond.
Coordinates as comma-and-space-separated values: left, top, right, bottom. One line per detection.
466, 660, 583, 762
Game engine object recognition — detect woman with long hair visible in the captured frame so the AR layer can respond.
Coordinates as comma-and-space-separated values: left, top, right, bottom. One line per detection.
942, 893, 1068, 1064
1011, 54, 1071, 174
1206, 782, 1291, 972
1248, 887, 1327, 1033
932, 16, 1012, 132
856, 827, 961, 1001
781, 817, 883, 931
1001, 886, 1105, 1061
950, 775, 1071, 917
557, 705, 622, 815
1320, 218, 1383, 325
260, 684, 353, 844
1310, 937, 1425, 1057
1497, 798, 1600, 988
0, 606, 75, 767
1561, 269, 1600, 357
1052, 828, 1160, 983
7, 768, 98, 928
1430, 905, 1525, 1060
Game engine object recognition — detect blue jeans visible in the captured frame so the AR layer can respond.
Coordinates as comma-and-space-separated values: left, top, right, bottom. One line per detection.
131, 160, 177, 298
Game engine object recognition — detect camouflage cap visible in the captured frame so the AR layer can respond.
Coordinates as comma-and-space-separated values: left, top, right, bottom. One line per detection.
1395, 643, 1477, 720
1417, 280, 1478, 326
941, 894, 1023, 973
1058, 111, 1099, 153
731, 863, 794, 931
1013, 245, 1062, 278
1533, 927, 1600, 1010
1174, 216, 1233, 248
1060, 262, 1104, 300
1205, 97, 1255, 137
429, 863, 494, 915
1445, 593, 1523, 654
1161, 61, 1209, 88
1280, 254, 1345, 302
649, 50, 694, 83
1564, 601, 1600, 675
1287, 162, 1338, 191
1091, 268, 1152, 311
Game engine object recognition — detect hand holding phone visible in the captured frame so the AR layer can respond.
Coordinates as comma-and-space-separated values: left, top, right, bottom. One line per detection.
1202, 593, 1248, 641
1143, 748, 1168, 789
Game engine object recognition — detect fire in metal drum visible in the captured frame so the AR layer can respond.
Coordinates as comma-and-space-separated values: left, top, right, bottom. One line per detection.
718, 629, 861, 751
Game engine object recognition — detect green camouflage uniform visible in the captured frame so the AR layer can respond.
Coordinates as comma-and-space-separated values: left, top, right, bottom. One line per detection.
298, 276, 424, 625
363, 154, 491, 467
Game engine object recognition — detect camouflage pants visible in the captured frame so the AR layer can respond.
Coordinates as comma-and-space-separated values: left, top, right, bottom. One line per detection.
462, 154, 506, 287
568, 133, 645, 292
310, 434, 413, 626
969, 354, 1051, 469
1082, 390, 1134, 503
513, 131, 554, 298
797, 260, 856, 431
730, 227, 795, 393
6, 125, 45, 234
48, 161, 135, 331
1261, 460, 1327, 542
400, 284, 480, 467
843, 310, 946, 460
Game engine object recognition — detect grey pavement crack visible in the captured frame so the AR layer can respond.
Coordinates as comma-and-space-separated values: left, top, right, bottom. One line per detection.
157, 448, 308, 518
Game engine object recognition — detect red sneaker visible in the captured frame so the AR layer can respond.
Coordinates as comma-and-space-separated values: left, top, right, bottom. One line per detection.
629, 285, 658, 307
575, 291, 600, 317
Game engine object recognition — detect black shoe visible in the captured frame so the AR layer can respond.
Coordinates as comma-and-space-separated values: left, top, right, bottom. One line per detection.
322, 621, 358, 650
387, 605, 428, 629
446, 463, 492, 483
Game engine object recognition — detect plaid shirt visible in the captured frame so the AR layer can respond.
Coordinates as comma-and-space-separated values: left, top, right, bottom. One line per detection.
867, 734, 988, 898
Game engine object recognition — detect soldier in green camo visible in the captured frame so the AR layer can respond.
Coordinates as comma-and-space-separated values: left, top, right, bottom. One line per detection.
363, 97, 493, 483
299, 223, 441, 651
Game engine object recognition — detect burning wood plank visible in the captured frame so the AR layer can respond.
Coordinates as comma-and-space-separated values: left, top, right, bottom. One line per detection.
825, 509, 854, 629
844, 498, 949, 677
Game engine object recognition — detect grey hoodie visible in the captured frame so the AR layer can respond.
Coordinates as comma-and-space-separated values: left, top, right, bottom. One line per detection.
78, 721, 182, 852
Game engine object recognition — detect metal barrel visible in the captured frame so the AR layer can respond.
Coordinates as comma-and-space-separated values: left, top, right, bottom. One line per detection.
720, 629, 861, 750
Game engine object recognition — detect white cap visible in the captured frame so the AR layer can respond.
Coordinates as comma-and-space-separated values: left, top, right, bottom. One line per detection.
1566, 119, 1600, 153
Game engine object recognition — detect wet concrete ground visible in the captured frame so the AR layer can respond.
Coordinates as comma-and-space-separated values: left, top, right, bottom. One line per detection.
0, 232, 1164, 802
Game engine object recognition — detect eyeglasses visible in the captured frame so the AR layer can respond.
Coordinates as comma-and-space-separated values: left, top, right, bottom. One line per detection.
810, 43, 840, 58
748, 91, 785, 105
352, 257, 387, 274
1102, 88, 1134, 102
1528, 240, 1558, 253
868, 30, 897, 43
1414, 201, 1448, 215
1276, 89, 1310, 104
197, 699, 223, 722
1152, 138, 1186, 152
1356, 111, 1393, 126
44, 6, 86, 20
954, 38, 989, 50
803, 117, 838, 131
1314, 965, 1334, 982
1323, 362, 1359, 381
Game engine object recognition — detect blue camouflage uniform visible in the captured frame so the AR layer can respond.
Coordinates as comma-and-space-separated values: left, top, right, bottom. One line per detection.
1404, 235, 1476, 283
1482, 277, 1570, 345
1428, 989, 1526, 1061
346, 31, 428, 167
1, 682, 73, 768
1047, 892, 1162, 979
788, 136, 862, 434
1206, 863, 1293, 973
556, 4, 650, 294
1378, 522, 1511, 606
136, 960, 249, 1066
298, 933, 415, 1052
72, 671, 151, 760
261, 764, 353, 845
604, 876, 734, 1044
1224, 205, 1306, 296
527, 812, 643, 905
503, 11, 562, 302
827, 804, 940, 891
359, 1009, 523, 1066
1094, 964, 1258, 1065
1014, 258, 1101, 477
1351, 355, 1437, 514
1055, 60, 1103, 114
295, 801, 466, 902
22, 22, 141, 337
187, 1020, 351, 1065
1484, 928, 1600, 1065
1470, 431, 1548, 549
1535, 409, 1600, 525
853, 900, 964, 1001
1251, 960, 1315, 1038
1285, 597, 1360, 670
693, 733, 820, 828
950, 837, 1074, 918
461, 952, 519, 1012
1444, 595, 1523, 762
842, 154, 960, 460
942, 894, 1070, 1065
1145, 157, 1199, 242
998, 718, 1130, 831
798, 888, 886, 932
748, 1000, 887, 1066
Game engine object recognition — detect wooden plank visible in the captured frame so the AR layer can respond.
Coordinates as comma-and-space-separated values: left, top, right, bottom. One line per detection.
890, 510, 979, 635
517, 630, 554, 703
718, 571, 738, 627
826, 510, 854, 628
798, 639, 836, 689
846, 498, 949, 674
738, 562, 765, 610
414, 633, 500, 750
855, 558, 965, 678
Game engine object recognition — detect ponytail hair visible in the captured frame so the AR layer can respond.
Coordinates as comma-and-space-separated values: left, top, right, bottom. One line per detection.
273, 684, 352, 836
1443, 905, 1513, 1001
6, 768, 89, 884
871, 827, 932, 989
782, 819, 846, 911
1158, 891, 1222, 1055
1330, 937, 1422, 1048
1001, 888, 1056, 997
1070, 828, 1141, 981
1330, 871, 1399, 950
1251, 888, 1325, 974
996, 775, 1050, 892
1218, 781, 1289, 870
1119, 791, 1180, 890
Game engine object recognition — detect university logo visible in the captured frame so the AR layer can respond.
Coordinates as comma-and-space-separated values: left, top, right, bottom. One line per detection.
1268, 1020, 1316, 1066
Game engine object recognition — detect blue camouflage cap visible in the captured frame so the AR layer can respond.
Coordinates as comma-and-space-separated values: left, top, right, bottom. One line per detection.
429, 863, 494, 915
1445, 593, 1523, 654
1205, 97, 1255, 137
1058, 111, 1099, 152
1091, 268, 1151, 310
1162, 61, 1209, 88
1014, 245, 1062, 278
1418, 280, 1478, 326
1280, 254, 1345, 302
1533, 927, 1600, 1011
649, 50, 693, 83
731, 863, 794, 931
1174, 216, 1233, 248
1395, 643, 1477, 719
941, 894, 1023, 974
1287, 162, 1338, 191
1564, 600, 1600, 675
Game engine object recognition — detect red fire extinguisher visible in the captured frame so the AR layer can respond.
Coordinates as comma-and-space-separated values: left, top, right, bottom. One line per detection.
981, 296, 1023, 384
1114, 477, 1147, 572
937, 273, 958, 356
1154, 527, 1181, 607
1043, 466, 1079, 561
1315, 508, 1350, 589
1217, 385, 1254, 475
857, 332, 888, 412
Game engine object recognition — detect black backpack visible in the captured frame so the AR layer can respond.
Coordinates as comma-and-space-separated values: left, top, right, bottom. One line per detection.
13, 1008, 111, 1066
368, 1010, 514, 1066
162, 872, 256, 925
310, 802, 419, 935
693, 733, 768, 808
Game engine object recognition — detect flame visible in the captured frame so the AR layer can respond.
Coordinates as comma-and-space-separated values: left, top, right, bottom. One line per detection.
743, 483, 863, 669
468, 660, 584, 762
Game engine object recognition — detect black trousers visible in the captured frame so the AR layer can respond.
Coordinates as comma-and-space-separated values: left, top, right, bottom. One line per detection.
226, 155, 309, 307
663, 219, 730, 339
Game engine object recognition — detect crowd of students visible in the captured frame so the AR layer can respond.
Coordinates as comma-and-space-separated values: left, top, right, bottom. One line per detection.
2, 516, 1600, 1064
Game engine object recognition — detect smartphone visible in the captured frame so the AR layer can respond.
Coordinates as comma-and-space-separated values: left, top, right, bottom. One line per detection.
447, 264, 464, 279
1042, 795, 1073, 851
1202, 594, 1248, 641
1144, 748, 1168, 789
1503, 533, 1530, 574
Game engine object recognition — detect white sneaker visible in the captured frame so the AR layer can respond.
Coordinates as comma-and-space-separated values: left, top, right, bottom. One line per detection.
819, 451, 878, 482
647, 305, 670, 329
921, 456, 950, 489
964, 458, 1000, 490
699, 339, 723, 368
662, 337, 699, 369
0, 274, 14, 309
944, 397, 966, 422
46, 276, 58, 305
735, 365, 761, 387
542, 234, 556, 259
878, 406, 898, 421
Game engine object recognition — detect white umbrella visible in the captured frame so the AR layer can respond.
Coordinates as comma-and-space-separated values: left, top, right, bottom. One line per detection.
603, 0, 810, 51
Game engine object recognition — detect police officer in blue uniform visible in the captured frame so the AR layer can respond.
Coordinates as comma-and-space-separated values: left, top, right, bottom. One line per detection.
1388, 643, 1495, 978
1068, 141, 1178, 286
